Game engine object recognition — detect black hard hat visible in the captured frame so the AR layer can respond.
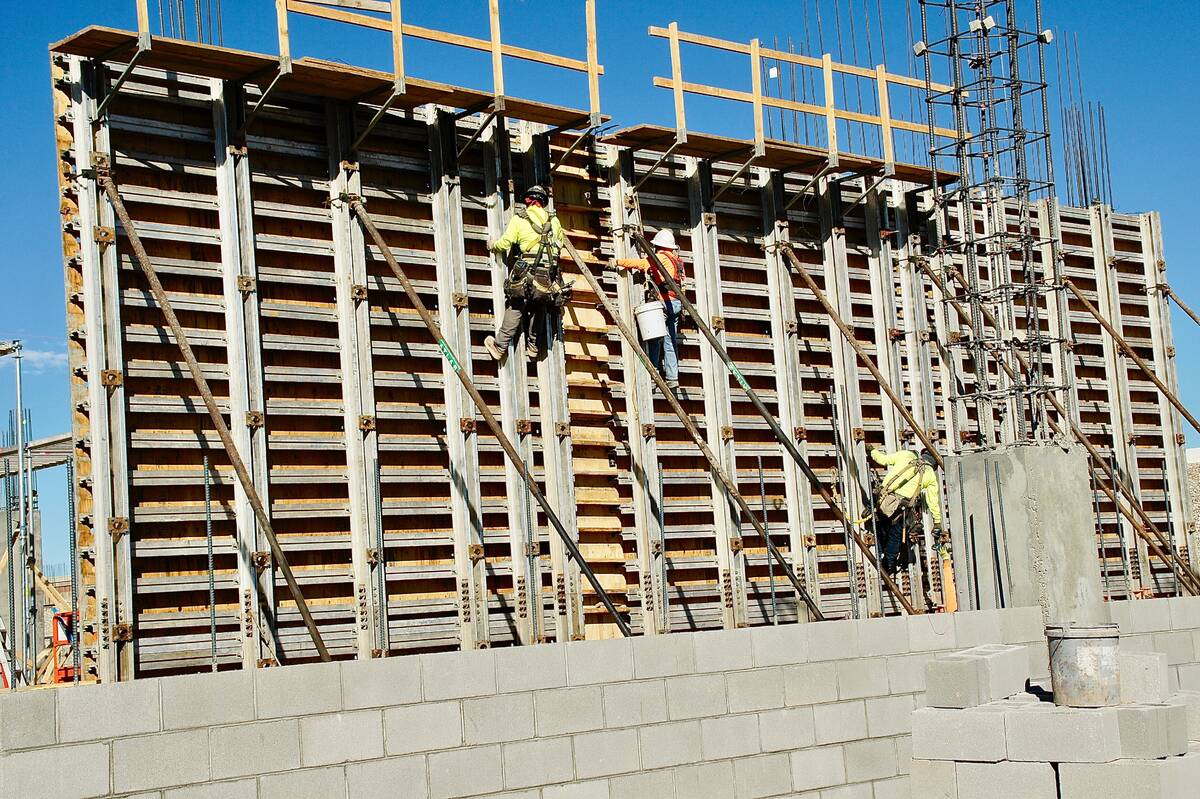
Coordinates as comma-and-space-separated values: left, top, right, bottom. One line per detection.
920, 449, 938, 468
523, 184, 549, 205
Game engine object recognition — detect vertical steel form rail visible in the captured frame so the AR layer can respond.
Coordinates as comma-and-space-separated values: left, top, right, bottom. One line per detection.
687, 157, 748, 629
610, 148, 667, 634
527, 124, 585, 641
429, 107, 491, 649
212, 78, 277, 667
328, 104, 385, 658
482, 116, 543, 645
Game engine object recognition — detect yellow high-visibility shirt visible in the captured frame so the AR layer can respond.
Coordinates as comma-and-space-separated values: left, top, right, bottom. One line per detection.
491, 205, 564, 256
870, 448, 942, 525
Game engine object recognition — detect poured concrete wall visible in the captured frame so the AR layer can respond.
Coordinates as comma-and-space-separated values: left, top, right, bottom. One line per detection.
3, 600, 1197, 798
947, 442, 1107, 625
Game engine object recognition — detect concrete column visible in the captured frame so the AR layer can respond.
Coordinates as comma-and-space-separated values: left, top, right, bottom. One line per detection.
946, 442, 1106, 625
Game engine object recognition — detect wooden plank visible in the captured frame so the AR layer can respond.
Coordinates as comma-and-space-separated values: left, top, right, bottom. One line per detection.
669, 22, 686, 140
750, 39, 764, 155
488, 0, 504, 98
389, 0, 405, 92
585, 0, 600, 123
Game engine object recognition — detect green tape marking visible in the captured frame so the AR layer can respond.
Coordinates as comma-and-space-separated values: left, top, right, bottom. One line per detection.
438, 339, 462, 373
731, 364, 750, 392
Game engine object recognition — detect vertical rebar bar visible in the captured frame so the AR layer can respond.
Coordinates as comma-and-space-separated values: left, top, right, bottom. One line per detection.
1088, 462, 1111, 601
829, 388, 860, 619
3, 457, 13, 688
204, 456, 216, 672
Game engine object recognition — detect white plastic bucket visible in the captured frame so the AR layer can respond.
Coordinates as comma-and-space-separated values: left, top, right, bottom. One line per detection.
1045, 623, 1120, 707
635, 300, 668, 340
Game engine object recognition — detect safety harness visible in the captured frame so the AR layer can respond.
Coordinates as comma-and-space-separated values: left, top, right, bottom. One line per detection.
503, 205, 573, 307
875, 456, 930, 521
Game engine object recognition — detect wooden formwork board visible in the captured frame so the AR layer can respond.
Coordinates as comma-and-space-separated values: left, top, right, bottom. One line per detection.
52, 48, 1189, 680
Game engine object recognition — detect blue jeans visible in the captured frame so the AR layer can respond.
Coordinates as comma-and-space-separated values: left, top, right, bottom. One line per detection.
646, 299, 681, 382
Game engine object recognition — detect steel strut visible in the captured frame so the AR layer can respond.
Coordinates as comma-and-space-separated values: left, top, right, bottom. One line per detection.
621, 229, 917, 615
920, 259, 1200, 596
349, 199, 632, 638
560, 236, 827, 621
99, 172, 332, 662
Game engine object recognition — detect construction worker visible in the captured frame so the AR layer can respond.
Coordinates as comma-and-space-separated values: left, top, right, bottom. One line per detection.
615, 229, 686, 394
868, 446, 942, 576
485, 185, 566, 362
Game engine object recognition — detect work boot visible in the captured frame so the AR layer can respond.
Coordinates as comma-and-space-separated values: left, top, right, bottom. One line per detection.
485, 335, 505, 363
666, 379, 680, 398
525, 340, 539, 359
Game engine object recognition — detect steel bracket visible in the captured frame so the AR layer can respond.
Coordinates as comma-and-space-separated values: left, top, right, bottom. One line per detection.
720, 426, 734, 443
641, 423, 656, 439
111, 623, 132, 643
651, 540, 664, 556
803, 534, 817, 548
468, 543, 485, 562
460, 417, 476, 434
358, 414, 376, 432
852, 427, 866, 442
711, 315, 725, 332
100, 369, 123, 387
516, 419, 532, 436
784, 320, 798, 335
794, 426, 807, 441
246, 410, 265, 429
729, 536, 744, 553
350, 284, 369, 301
555, 422, 571, 439
237, 275, 257, 294
252, 551, 271, 571
107, 516, 129, 539
451, 292, 469, 309
366, 547, 380, 566
94, 226, 115, 245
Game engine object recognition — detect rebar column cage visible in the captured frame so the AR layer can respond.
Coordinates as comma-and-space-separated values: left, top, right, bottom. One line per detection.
919, 0, 1068, 451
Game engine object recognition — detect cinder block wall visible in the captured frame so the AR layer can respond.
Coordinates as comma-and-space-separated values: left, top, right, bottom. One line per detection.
1108, 596, 1200, 691
4, 601, 1197, 799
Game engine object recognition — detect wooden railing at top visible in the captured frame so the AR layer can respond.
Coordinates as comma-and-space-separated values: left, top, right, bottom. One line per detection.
278, 0, 604, 124
651, 23, 959, 173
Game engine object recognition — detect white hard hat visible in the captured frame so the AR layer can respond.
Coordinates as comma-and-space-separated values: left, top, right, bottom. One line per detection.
650, 229, 678, 250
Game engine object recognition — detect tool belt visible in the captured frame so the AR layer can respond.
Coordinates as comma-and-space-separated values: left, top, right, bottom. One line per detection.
876, 460, 927, 521
504, 260, 573, 306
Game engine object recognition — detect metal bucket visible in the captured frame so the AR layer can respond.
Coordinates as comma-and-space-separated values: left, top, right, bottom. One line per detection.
634, 300, 668, 340
1045, 623, 1120, 707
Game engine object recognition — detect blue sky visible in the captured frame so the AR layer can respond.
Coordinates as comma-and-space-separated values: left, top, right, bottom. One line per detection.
3, 0, 1198, 567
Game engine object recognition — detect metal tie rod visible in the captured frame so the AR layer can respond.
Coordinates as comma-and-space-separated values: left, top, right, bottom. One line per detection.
623, 229, 915, 615
98, 168, 332, 662
561, 235, 826, 621
1064, 278, 1200, 435
348, 198, 632, 638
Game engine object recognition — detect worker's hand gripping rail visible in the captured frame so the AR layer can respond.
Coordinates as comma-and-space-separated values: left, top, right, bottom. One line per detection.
98, 167, 332, 662
561, 235, 826, 621
620, 228, 919, 615
348, 199, 632, 638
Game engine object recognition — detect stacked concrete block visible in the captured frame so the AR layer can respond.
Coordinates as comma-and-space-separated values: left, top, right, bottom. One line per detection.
923, 644, 1029, 708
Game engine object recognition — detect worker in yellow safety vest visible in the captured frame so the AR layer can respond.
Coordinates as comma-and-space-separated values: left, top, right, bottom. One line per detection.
485, 184, 568, 362
868, 446, 942, 576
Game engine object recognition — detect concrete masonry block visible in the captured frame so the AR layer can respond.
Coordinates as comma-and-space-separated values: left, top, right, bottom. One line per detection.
1124, 597, 1173, 634
258, 765, 347, 799
896, 732, 912, 775
910, 707, 1007, 762
955, 761, 1056, 799
209, 719, 301, 780
1058, 751, 1200, 799
160, 669, 255, 731
909, 759, 958, 799
1152, 629, 1198, 666
541, 780, 610, 799
999, 605, 1046, 644
163, 779, 257, 799
665, 673, 727, 720
299, 709, 384, 766
255, 662, 341, 719
566, 637, 633, 686
345, 756, 428, 799
672, 761, 737, 799
603, 679, 667, 728
818, 782, 873, 799
866, 693, 916, 738
571, 728, 640, 779
0, 742, 110, 798
834, 657, 889, 700
340, 653, 422, 710
536, 685, 605, 736
732, 752, 793, 799
427, 744, 504, 799
885, 652, 937, 694
494, 642, 568, 693
953, 609, 1004, 648
632, 631, 697, 679
420, 648, 497, 701
726, 667, 786, 712
1168, 595, 1200, 630
783, 661, 839, 706
758, 706, 816, 752
869, 775, 910, 799
694, 627, 755, 672
807, 618, 860, 662
856, 615, 909, 657
1172, 690, 1200, 741
639, 719, 703, 769
750, 622, 810, 667
789, 745, 846, 792
1179, 662, 1200, 691
0, 687, 56, 751
925, 646, 1029, 709
1025, 638, 1050, 680
463, 692, 535, 744
112, 729, 210, 793
699, 712, 761, 760
1005, 706, 1121, 763
501, 736, 574, 790
909, 613, 957, 653
384, 700, 462, 755
1120, 650, 1171, 704
58, 677, 161, 742
608, 770, 677, 799
812, 700, 868, 745
1117, 703, 1188, 759
841, 736, 898, 783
